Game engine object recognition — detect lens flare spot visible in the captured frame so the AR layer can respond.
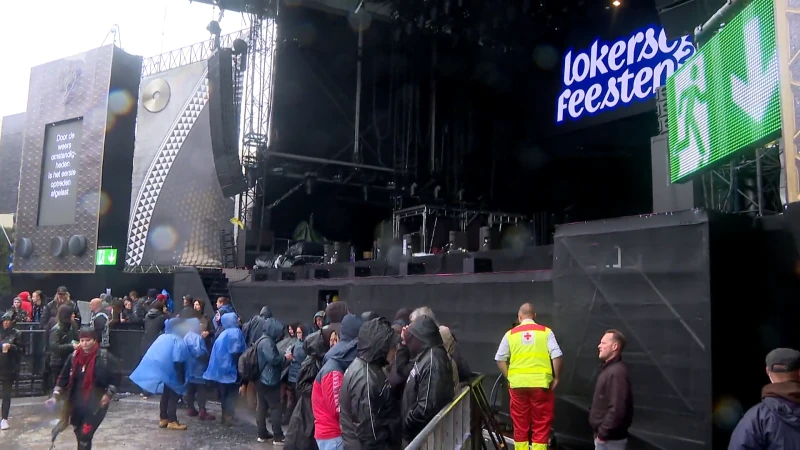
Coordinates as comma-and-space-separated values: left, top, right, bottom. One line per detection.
149, 225, 179, 251
713, 395, 744, 431
77, 192, 101, 215
98, 191, 112, 216
109, 89, 135, 115
533, 44, 559, 71
348, 11, 372, 32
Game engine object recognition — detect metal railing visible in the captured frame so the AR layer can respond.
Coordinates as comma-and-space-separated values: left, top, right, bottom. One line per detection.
405, 374, 507, 450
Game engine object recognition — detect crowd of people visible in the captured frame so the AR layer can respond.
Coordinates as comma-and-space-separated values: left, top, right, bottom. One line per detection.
2, 286, 800, 450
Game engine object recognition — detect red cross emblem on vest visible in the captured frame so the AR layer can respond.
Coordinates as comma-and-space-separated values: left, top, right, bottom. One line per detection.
522, 332, 534, 345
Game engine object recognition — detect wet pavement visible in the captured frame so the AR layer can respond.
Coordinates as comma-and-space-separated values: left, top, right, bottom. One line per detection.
1, 395, 277, 449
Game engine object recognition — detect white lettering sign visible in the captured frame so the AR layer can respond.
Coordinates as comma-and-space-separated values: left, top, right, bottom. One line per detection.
556, 27, 696, 123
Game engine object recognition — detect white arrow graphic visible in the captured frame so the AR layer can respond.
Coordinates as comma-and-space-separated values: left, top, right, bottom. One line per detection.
731, 17, 779, 121
107, 252, 116, 265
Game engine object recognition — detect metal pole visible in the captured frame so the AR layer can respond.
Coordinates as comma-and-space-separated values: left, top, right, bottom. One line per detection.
266, 151, 395, 173
353, 13, 364, 163
756, 148, 764, 216
430, 39, 437, 174
731, 160, 740, 214
694, 0, 745, 45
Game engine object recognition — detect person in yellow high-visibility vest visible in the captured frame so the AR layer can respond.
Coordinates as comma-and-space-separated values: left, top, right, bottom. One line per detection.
495, 303, 563, 450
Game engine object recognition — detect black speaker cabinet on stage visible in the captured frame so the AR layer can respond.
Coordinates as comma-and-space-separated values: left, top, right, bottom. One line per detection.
14, 45, 142, 273
479, 226, 499, 251
252, 268, 269, 282
449, 231, 468, 251
400, 262, 426, 276
402, 234, 421, 256
207, 48, 247, 198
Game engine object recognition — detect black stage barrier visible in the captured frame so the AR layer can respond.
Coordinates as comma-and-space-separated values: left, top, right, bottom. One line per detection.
9, 323, 146, 398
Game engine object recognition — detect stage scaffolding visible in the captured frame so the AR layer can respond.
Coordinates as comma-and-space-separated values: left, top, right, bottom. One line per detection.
140, 30, 248, 76
392, 205, 527, 253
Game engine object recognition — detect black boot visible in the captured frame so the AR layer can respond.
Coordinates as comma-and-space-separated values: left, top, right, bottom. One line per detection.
78, 440, 92, 450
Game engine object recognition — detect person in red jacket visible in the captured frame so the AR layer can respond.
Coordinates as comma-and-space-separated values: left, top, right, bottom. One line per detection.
17, 292, 33, 320
311, 314, 362, 450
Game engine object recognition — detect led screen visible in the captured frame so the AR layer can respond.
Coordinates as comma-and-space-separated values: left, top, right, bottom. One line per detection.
666, 0, 781, 182
38, 117, 83, 226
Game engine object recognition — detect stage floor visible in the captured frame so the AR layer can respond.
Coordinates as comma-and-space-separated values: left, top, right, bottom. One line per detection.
3, 396, 275, 449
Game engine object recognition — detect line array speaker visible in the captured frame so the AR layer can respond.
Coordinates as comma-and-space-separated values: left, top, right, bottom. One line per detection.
207, 48, 247, 198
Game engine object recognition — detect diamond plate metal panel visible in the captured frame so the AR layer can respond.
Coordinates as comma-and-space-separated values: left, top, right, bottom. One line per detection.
777, 0, 800, 202
14, 46, 114, 273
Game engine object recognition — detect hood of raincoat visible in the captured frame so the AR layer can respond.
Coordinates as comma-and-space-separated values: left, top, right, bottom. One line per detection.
221, 312, 239, 329
339, 314, 362, 342
263, 317, 284, 341
325, 301, 349, 324
357, 318, 396, 364
130, 329, 191, 395
304, 332, 328, 360
408, 315, 443, 348
259, 306, 273, 319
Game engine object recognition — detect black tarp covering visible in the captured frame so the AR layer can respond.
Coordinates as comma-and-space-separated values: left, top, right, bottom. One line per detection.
553, 210, 713, 450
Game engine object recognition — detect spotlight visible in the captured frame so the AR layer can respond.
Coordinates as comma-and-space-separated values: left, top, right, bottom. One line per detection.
612, 0, 620, 5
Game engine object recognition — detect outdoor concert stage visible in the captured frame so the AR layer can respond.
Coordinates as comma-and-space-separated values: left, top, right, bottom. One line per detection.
229, 209, 800, 450
4, 397, 272, 450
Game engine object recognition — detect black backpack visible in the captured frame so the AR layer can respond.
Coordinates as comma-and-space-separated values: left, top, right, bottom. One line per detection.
238, 336, 266, 382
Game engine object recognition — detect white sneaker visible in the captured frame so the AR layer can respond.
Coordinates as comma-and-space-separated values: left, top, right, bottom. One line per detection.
1, 419, 9, 430
256, 438, 268, 443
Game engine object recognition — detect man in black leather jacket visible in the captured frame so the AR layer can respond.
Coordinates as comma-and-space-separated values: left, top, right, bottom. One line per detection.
0, 311, 23, 431
340, 318, 400, 450
401, 315, 455, 444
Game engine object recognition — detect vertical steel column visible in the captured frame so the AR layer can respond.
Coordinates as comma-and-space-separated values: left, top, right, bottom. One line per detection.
430, 39, 437, 174
756, 148, 764, 216
353, 14, 364, 163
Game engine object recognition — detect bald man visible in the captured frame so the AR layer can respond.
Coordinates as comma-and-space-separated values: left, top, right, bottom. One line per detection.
495, 303, 563, 450
89, 298, 110, 349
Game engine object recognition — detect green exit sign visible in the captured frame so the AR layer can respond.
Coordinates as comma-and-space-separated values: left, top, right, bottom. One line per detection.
96, 248, 118, 266
667, 0, 781, 182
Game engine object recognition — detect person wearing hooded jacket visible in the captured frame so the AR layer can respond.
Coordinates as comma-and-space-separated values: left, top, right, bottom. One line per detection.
183, 318, 215, 421
254, 316, 289, 444
401, 315, 455, 444
729, 348, 800, 450
49, 305, 80, 390
243, 306, 274, 346
0, 311, 23, 431
312, 314, 362, 449
203, 312, 246, 426
130, 318, 191, 431
340, 318, 401, 450
285, 331, 329, 450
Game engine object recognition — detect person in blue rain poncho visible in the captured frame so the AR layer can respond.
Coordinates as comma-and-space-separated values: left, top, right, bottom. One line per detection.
203, 312, 245, 426
182, 318, 215, 421
130, 318, 190, 431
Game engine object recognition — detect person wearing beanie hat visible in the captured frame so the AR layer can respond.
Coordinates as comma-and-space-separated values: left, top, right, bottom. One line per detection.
17, 291, 32, 320
45, 327, 121, 449
0, 311, 23, 431
729, 348, 800, 448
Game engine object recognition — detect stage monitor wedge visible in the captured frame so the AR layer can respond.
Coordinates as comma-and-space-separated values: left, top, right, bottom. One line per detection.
207, 48, 247, 198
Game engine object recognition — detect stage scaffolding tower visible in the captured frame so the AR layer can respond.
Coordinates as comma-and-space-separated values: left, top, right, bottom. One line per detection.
235, 14, 279, 266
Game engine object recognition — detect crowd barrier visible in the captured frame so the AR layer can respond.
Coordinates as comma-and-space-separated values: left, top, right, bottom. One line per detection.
404, 374, 507, 450
8, 323, 146, 397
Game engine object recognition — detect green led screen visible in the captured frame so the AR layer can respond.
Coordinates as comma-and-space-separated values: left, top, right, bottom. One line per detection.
666, 0, 781, 182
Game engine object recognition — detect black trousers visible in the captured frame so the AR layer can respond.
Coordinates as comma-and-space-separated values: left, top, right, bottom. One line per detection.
71, 404, 108, 449
159, 386, 180, 422
185, 383, 208, 410
49, 365, 64, 393
256, 382, 284, 440
0, 377, 13, 420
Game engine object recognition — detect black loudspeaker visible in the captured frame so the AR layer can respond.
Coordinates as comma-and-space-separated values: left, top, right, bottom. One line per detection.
333, 242, 350, 263
252, 268, 269, 282
656, 0, 727, 41
207, 48, 247, 198
324, 244, 334, 263
402, 234, 421, 256
449, 231, 468, 251
464, 258, 493, 274
313, 268, 330, 279
479, 226, 500, 251
351, 266, 371, 277
280, 270, 296, 281
400, 262, 426, 276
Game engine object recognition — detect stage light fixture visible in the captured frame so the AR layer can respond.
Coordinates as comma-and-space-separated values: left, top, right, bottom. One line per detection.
612, 0, 621, 6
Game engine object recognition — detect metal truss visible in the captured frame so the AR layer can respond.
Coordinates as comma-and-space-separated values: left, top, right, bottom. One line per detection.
699, 142, 784, 216
234, 15, 279, 262
123, 263, 179, 274
141, 29, 248, 76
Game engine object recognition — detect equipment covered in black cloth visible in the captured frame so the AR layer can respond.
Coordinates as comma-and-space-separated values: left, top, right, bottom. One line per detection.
253, 241, 325, 269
